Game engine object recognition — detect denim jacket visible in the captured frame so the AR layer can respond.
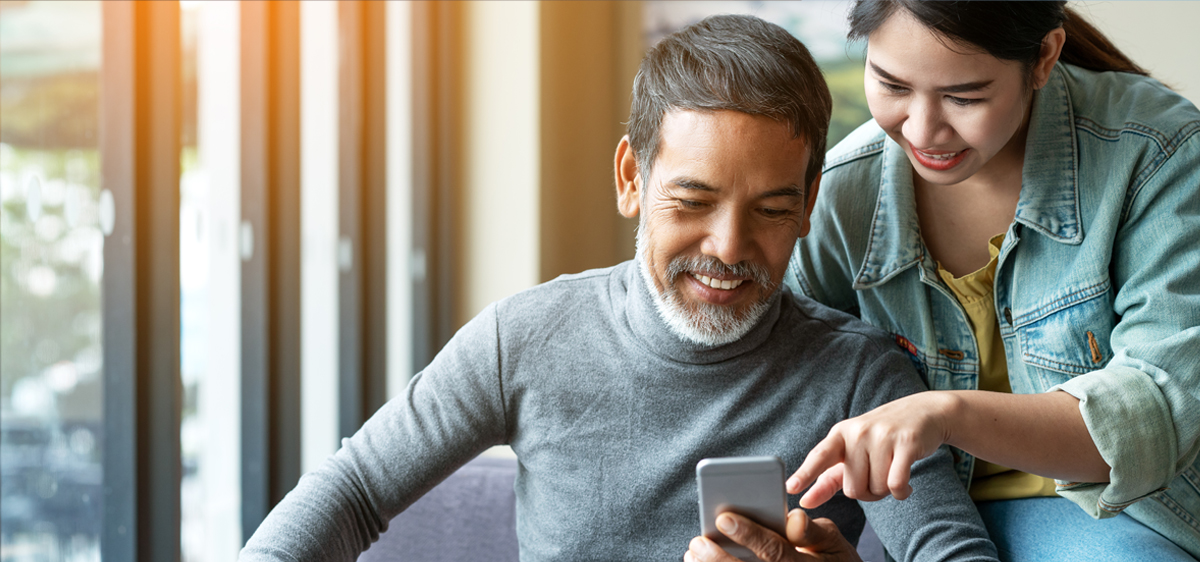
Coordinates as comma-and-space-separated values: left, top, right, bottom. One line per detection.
789, 62, 1200, 556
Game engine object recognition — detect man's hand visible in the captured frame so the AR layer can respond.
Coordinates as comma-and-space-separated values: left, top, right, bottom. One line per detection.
786, 392, 952, 508
684, 509, 862, 562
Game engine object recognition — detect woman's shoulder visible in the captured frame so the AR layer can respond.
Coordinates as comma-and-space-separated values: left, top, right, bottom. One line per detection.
824, 119, 888, 171
815, 120, 890, 215
1060, 62, 1200, 143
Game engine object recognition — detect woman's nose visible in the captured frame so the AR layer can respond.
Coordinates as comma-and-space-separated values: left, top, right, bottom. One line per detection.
901, 98, 947, 149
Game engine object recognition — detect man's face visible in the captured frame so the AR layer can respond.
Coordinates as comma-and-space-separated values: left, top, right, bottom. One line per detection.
615, 110, 818, 345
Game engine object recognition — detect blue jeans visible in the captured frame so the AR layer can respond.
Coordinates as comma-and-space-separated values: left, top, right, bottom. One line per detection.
976, 497, 1197, 561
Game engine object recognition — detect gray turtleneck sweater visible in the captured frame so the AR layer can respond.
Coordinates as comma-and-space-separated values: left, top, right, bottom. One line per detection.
240, 260, 998, 562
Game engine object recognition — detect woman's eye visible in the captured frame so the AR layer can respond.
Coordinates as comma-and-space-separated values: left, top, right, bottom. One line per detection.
879, 81, 907, 93
948, 96, 981, 107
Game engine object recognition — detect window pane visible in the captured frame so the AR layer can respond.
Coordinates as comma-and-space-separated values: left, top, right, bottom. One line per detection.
179, 1, 242, 561
0, 2, 104, 561
643, 1, 868, 147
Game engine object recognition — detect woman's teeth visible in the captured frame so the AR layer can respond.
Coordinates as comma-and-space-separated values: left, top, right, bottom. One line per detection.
691, 273, 744, 290
917, 150, 961, 160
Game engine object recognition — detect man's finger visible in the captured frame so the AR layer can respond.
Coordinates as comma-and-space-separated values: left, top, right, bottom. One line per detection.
786, 509, 834, 550
716, 513, 792, 562
785, 508, 813, 546
686, 536, 743, 562
787, 435, 846, 494
799, 463, 844, 509
789, 511, 859, 560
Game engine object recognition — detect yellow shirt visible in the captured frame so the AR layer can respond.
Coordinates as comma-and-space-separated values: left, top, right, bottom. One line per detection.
936, 234, 1057, 501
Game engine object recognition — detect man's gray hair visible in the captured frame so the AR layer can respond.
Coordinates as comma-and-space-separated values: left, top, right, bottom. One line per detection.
627, 14, 832, 194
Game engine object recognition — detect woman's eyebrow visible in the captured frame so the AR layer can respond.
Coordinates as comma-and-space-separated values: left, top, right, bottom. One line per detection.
869, 61, 908, 85
938, 80, 993, 93
869, 61, 992, 93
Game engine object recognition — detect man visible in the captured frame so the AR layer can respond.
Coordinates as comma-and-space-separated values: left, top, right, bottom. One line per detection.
241, 15, 998, 562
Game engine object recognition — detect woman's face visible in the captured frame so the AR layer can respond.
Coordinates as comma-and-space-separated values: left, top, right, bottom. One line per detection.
865, 11, 1033, 187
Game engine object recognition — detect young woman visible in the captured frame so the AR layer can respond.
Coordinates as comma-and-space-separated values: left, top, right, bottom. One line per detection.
786, 2, 1200, 560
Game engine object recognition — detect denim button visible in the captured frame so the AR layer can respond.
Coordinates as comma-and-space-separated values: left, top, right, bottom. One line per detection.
1004, 307, 1013, 326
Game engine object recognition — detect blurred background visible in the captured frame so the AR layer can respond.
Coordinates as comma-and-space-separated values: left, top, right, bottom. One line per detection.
1, 1, 1197, 561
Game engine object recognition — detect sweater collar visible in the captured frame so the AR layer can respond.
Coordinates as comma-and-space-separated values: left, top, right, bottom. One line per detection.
622, 259, 784, 365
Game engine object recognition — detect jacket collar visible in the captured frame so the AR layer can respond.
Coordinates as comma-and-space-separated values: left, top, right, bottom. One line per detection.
853, 64, 1082, 290
1014, 64, 1083, 245
852, 139, 926, 290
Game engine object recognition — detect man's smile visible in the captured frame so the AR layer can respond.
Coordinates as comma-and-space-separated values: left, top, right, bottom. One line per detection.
690, 272, 747, 290
683, 271, 754, 306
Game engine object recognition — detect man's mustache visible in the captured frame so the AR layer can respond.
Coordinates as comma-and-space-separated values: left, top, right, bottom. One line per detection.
662, 254, 775, 293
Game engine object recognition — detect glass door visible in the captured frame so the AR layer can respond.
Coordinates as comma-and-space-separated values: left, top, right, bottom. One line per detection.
1, 2, 105, 561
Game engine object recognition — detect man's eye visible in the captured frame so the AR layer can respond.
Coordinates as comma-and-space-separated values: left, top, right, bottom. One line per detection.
948, 96, 981, 107
761, 208, 790, 218
879, 81, 907, 93
678, 199, 705, 209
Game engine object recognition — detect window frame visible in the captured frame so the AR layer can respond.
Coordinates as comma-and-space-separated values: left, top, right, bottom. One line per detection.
238, 0, 303, 542
100, 1, 183, 560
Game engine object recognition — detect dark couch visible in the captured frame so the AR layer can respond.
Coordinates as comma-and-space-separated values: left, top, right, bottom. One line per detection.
358, 455, 885, 562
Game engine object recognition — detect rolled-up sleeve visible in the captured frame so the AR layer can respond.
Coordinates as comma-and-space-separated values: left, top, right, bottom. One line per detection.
1053, 363, 1196, 516
1052, 134, 1200, 518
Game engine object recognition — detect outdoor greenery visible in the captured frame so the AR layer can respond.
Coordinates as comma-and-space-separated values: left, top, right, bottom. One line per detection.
0, 145, 103, 422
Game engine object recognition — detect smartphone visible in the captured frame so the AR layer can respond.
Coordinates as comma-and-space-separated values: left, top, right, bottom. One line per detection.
696, 456, 788, 562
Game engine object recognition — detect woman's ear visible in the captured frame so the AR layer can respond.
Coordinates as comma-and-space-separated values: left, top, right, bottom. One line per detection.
614, 136, 642, 219
1033, 27, 1066, 90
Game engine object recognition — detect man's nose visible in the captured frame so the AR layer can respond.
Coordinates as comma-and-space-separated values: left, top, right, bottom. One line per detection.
901, 97, 947, 149
701, 210, 754, 267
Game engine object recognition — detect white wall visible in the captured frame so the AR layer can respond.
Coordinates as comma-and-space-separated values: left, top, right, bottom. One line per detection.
386, 2, 415, 397
1074, 1, 1200, 104
460, 1, 542, 326
196, 3, 241, 559
300, 0, 341, 474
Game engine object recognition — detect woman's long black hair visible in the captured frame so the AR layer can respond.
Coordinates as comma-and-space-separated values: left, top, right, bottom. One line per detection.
849, 1, 1148, 77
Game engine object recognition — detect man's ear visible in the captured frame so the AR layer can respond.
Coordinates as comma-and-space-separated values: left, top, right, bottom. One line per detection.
799, 171, 821, 238
614, 136, 642, 219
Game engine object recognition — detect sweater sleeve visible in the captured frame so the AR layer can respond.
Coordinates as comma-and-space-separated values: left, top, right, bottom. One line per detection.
239, 304, 510, 562
850, 348, 1000, 562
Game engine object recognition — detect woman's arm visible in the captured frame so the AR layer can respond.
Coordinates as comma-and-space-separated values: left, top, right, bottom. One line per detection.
786, 389, 1109, 507
791, 124, 1200, 516
941, 390, 1108, 481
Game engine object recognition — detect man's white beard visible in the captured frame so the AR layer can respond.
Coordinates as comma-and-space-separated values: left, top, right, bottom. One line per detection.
635, 224, 777, 347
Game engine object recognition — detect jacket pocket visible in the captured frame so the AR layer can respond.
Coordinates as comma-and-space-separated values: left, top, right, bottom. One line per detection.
1014, 281, 1116, 377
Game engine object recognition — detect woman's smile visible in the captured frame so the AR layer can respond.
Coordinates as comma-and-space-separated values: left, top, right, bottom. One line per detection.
910, 147, 971, 171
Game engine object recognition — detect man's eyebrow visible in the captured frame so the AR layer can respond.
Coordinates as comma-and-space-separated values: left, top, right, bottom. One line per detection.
760, 185, 804, 199
669, 178, 718, 192
669, 178, 802, 199
869, 61, 992, 93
